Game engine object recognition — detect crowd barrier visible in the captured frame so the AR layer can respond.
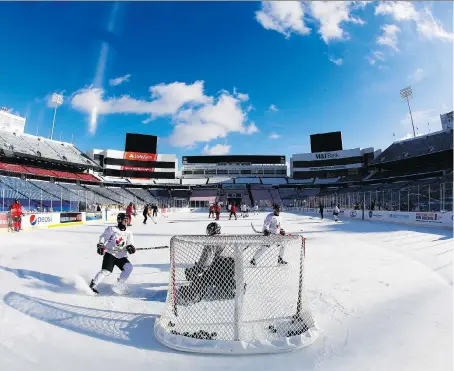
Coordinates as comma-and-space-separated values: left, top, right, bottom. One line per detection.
291, 207, 453, 229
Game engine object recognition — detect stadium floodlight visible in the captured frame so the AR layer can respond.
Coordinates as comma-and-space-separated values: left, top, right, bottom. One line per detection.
50, 93, 64, 140
400, 86, 416, 138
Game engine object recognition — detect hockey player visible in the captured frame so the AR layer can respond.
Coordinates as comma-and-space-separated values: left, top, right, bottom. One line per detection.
254, 203, 259, 215
89, 213, 136, 294
251, 204, 287, 266
333, 205, 340, 222
245, 204, 250, 218
10, 200, 22, 232
126, 202, 134, 226
215, 202, 221, 220
319, 203, 324, 219
142, 204, 149, 224
208, 204, 215, 219
182, 222, 236, 302
229, 204, 237, 220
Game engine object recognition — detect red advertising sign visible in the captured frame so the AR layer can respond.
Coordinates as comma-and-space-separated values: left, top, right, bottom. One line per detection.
0, 213, 7, 229
122, 166, 155, 172
123, 152, 157, 162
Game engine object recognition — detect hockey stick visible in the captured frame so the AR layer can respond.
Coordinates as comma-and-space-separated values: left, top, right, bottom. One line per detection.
250, 222, 262, 234
150, 216, 157, 224
159, 211, 168, 218
136, 245, 169, 251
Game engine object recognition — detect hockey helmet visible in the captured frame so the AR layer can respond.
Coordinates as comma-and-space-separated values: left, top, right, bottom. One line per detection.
273, 203, 281, 211
206, 222, 221, 236
117, 212, 128, 225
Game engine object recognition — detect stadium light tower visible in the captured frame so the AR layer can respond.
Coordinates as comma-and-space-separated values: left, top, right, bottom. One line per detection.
400, 86, 416, 138
50, 93, 64, 140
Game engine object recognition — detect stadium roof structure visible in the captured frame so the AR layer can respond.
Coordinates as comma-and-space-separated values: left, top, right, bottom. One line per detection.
370, 129, 453, 166
0, 130, 100, 169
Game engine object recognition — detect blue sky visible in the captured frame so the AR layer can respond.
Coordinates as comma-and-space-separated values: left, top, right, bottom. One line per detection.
0, 1, 452, 167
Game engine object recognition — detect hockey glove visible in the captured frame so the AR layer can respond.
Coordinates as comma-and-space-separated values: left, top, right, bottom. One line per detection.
280, 229, 286, 236
263, 229, 270, 236
126, 244, 136, 254
97, 243, 106, 255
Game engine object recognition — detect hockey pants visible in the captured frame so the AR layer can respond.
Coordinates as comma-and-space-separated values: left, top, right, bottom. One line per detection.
93, 255, 133, 286
252, 244, 285, 262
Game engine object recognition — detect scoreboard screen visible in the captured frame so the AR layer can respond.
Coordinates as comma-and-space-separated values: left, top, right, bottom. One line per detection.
310, 131, 343, 153
125, 133, 157, 154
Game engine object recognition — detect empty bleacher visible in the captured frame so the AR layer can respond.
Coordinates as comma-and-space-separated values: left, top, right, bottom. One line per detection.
261, 178, 287, 185
0, 131, 98, 167
372, 129, 453, 165
235, 177, 261, 184
86, 185, 123, 203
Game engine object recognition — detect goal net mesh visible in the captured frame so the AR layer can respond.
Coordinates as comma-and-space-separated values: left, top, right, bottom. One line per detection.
154, 234, 318, 354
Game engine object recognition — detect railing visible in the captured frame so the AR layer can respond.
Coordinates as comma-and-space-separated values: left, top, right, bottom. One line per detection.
285, 181, 453, 212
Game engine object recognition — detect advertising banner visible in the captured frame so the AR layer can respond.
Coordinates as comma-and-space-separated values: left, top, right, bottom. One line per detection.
86, 212, 103, 221
0, 213, 8, 229
21, 213, 59, 229
60, 212, 83, 224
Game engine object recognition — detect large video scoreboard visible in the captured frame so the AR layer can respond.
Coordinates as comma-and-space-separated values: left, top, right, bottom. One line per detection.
88, 133, 176, 179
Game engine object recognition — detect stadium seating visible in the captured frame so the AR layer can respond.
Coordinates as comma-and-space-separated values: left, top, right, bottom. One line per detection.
372, 130, 453, 165
208, 177, 233, 184
107, 187, 137, 204
314, 177, 341, 184
190, 188, 218, 200
182, 178, 207, 185
0, 162, 29, 174
126, 188, 159, 204
150, 189, 171, 200
278, 188, 299, 200
86, 185, 123, 203
171, 190, 190, 199
235, 177, 261, 184
261, 178, 288, 185
288, 178, 314, 184
60, 183, 112, 205
0, 131, 98, 167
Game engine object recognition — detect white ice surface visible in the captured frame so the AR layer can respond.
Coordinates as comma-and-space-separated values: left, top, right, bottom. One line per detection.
0, 211, 452, 371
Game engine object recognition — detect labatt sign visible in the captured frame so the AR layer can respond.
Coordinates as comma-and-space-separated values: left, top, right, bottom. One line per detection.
124, 152, 157, 162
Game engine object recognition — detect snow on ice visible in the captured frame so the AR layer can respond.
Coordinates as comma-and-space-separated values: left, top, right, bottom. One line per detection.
0, 211, 452, 371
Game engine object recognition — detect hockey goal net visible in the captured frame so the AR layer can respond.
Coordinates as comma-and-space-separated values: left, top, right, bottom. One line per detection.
154, 234, 318, 354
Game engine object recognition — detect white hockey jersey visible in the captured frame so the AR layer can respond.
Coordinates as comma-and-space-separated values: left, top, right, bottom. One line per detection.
262, 212, 284, 235
98, 226, 134, 259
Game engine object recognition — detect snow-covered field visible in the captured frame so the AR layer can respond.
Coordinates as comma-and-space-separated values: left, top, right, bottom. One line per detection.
0, 211, 452, 371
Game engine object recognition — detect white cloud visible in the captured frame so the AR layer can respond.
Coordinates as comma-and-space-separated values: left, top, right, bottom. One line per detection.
109, 74, 131, 86
328, 56, 343, 66
233, 87, 249, 102
71, 80, 212, 134
416, 8, 454, 41
245, 122, 260, 134
375, 1, 453, 41
377, 24, 400, 51
169, 93, 252, 147
400, 109, 441, 136
255, 1, 310, 39
309, 1, 365, 43
373, 50, 386, 61
375, 1, 418, 21
247, 104, 254, 112
408, 68, 425, 82
269, 104, 279, 112
269, 132, 281, 139
203, 143, 231, 156
255, 1, 311, 38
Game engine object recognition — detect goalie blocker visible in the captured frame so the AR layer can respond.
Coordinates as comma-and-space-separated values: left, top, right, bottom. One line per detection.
154, 234, 318, 354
